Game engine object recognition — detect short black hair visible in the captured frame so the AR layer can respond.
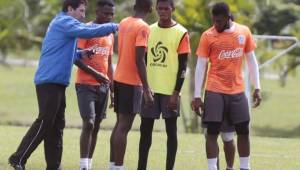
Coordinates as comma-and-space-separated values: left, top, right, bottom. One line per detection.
212, 2, 230, 17
134, 0, 152, 11
97, 0, 114, 7
156, 0, 174, 8
62, 0, 87, 12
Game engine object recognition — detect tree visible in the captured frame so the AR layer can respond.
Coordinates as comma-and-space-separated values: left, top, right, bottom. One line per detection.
252, 1, 300, 86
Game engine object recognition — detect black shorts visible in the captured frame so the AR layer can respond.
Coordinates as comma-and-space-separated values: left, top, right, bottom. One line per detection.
202, 117, 235, 133
113, 81, 143, 114
76, 84, 109, 120
140, 93, 180, 119
203, 91, 250, 125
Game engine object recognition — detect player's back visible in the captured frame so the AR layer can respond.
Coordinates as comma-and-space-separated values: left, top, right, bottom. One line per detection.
114, 17, 150, 86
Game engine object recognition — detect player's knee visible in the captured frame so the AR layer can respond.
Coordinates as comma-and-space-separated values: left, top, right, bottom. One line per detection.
235, 121, 249, 135
220, 132, 234, 142
206, 122, 221, 135
93, 123, 101, 134
117, 122, 133, 133
83, 119, 95, 132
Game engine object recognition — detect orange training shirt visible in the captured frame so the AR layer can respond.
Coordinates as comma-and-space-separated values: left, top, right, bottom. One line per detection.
114, 17, 150, 86
196, 22, 256, 94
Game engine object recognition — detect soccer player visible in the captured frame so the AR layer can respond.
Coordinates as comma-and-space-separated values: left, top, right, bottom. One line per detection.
74, 0, 115, 169
109, 0, 154, 170
8, 0, 118, 169
137, 0, 191, 170
193, 15, 237, 170
191, 2, 261, 170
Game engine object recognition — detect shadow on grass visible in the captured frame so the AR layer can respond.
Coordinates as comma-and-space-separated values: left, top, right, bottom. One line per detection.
253, 125, 300, 138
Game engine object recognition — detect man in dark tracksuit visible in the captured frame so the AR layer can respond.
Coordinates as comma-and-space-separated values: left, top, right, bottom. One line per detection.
8, 0, 118, 169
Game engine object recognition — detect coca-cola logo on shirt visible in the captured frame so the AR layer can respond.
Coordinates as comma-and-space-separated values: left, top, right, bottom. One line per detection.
218, 48, 243, 60
94, 46, 109, 56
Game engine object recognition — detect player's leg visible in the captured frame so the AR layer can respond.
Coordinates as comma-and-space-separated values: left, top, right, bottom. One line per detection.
203, 91, 225, 170
161, 94, 180, 170
109, 81, 119, 169
88, 85, 109, 169
111, 81, 142, 169
109, 115, 118, 169
112, 113, 136, 166
76, 85, 98, 170
221, 132, 235, 170
138, 93, 160, 170
165, 117, 178, 170
235, 121, 250, 170
220, 118, 236, 170
137, 118, 155, 170
230, 93, 250, 170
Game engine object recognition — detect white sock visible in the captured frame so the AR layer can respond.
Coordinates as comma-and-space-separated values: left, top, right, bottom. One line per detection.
80, 158, 89, 169
88, 158, 92, 170
108, 162, 115, 170
226, 167, 234, 170
207, 158, 218, 170
240, 156, 250, 169
114, 165, 124, 170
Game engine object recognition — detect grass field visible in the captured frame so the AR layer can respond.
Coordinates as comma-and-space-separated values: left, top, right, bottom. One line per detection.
1, 65, 300, 137
0, 125, 300, 170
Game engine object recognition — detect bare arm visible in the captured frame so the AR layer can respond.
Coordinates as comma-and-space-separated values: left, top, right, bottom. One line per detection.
74, 59, 109, 84
136, 46, 154, 106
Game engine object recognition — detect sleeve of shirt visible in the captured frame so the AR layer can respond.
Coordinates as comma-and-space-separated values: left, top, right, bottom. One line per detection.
77, 38, 88, 49
135, 25, 150, 47
245, 27, 257, 53
177, 33, 191, 54
58, 16, 118, 39
246, 51, 261, 89
196, 33, 210, 58
194, 57, 209, 98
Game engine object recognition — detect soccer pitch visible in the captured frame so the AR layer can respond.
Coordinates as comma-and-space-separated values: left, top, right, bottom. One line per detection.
1, 125, 300, 170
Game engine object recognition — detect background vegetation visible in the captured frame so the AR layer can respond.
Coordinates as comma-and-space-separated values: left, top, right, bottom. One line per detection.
0, 0, 299, 169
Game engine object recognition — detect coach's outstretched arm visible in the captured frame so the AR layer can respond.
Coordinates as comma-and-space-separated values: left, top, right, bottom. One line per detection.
53, 14, 118, 39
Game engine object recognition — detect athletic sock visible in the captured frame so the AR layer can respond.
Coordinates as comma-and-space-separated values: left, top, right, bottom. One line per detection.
113, 165, 124, 170
80, 158, 89, 170
108, 162, 115, 170
226, 167, 234, 170
88, 158, 92, 170
240, 156, 250, 170
207, 158, 218, 170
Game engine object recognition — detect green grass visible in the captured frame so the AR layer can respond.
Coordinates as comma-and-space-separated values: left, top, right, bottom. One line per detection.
0, 65, 300, 137
0, 125, 300, 170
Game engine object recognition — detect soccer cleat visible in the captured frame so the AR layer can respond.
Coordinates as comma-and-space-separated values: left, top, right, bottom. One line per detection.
8, 156, 25, 170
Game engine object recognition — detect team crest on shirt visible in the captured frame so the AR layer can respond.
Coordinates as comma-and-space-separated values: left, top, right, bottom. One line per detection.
237, 35, 245, 45
150, 41, 168, 67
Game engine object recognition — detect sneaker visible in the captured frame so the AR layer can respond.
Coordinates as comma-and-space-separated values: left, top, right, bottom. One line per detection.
8, 156, 25, 170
